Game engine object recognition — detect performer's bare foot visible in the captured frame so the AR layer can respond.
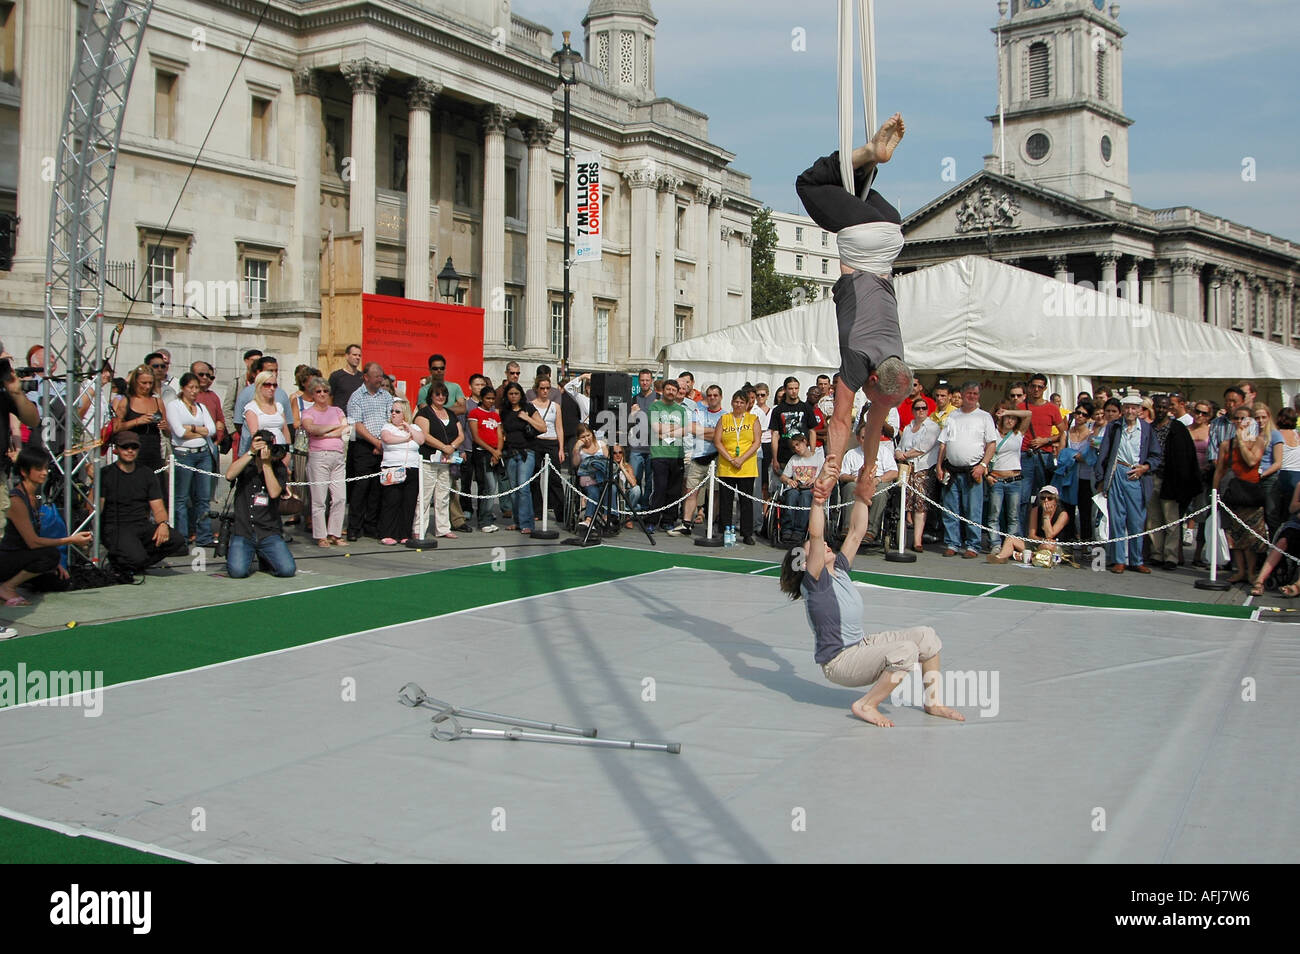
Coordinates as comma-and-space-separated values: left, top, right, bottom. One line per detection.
851, 699, 894, 727
923, 703, 965, 722
870, 113, 905, 163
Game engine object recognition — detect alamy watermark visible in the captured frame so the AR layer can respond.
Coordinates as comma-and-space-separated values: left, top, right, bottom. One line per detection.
890, 664, 999, 717
0, 664, 104, 717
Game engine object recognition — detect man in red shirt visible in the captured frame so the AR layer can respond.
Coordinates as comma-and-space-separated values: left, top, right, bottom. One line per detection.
1017, 372, 1065, 531
897, 376, 935, 428
467, 386, 503, 532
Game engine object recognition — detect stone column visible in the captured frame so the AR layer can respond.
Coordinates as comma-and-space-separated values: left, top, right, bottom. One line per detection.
1270, 280, 1285, 339
404, 79, 440, 302
714, 222, 729, 329
740, 231, 754, 323
291, 69, 323, 304
694, 186, 718, 332
523, 120, 557, 353
1124, 257, 1143, 303
341, 58, 388, 294
1050, 255, 1069, 283
624, 167, 657, 361
480, 104, 514, 346
14, 0, 75, 269
1098, 251, 1120, 297
1171, 257, 1202, 323
1210, 267, 1231, 329
656, 174, 682, 352
1286, 281, 1297, 347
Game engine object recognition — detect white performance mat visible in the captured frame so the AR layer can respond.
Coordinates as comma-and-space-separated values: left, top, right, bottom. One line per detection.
0, 568, 1294, 863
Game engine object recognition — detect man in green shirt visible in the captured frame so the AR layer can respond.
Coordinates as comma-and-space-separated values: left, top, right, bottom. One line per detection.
417, 353, 466, 413
648, 379, 689, 534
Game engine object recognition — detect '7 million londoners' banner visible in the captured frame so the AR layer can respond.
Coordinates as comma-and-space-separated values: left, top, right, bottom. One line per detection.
572, 150, 602, 263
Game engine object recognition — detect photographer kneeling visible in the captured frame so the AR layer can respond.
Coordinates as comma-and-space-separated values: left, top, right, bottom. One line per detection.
0, 447, 94, 604
223, 430, 296, 579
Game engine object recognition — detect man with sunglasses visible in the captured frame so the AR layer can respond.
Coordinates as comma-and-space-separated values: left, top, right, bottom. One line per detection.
144, 351, 177, 404
99, 429, 187, 573
494, 361, 522, 405
189, 362, 228, 450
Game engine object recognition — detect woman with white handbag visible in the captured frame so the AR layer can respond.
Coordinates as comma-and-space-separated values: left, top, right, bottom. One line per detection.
414, 384, 461, 541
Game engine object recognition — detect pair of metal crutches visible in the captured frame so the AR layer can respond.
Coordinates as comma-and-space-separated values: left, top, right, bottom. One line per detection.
397, 684, 681, 755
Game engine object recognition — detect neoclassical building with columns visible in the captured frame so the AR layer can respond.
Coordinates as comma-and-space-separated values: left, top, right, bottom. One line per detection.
0, 0, 758, 386
895, 0, 1299, 345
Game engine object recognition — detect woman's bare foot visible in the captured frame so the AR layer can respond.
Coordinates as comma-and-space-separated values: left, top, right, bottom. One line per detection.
851, 699, 894, 727
871, 113, 905, 163
924, 704, 966, 722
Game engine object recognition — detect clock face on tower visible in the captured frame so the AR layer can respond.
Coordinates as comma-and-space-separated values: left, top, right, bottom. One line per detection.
1094, 0, 1106, 9
1025, 0, 1051, 8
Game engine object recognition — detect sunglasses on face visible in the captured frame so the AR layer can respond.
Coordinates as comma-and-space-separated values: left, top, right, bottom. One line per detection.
197, 372, 213, 379
430, 366, 445, 372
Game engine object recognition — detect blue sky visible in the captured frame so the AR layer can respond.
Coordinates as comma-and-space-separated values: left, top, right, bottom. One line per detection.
517, 0, 1300, 241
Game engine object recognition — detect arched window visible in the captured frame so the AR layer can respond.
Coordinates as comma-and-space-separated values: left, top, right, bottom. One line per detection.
1096, 48, 1107, 101
1027, 41, 1050, 99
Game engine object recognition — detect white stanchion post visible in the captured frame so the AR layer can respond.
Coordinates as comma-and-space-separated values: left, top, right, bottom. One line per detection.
1196, 489, 1230, 591
694, 462, 723, 547
532, 454, 559, 540
167, 456, 176, 524
885, 468, 916, 563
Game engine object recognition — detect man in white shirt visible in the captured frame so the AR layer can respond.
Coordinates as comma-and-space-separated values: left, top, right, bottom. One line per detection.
1169, 392, 1194, 427
936, 381, 997, 557
564, 372, 592, 423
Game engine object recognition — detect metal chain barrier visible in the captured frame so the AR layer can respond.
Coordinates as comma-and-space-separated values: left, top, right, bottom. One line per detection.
543, 457, 702, 518
908, 484, 1210, 550
1217, 501, 1300, 567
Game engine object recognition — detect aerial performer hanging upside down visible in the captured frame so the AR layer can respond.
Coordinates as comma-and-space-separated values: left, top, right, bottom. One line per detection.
795, 113, 912, 509
781, 456, 964, 728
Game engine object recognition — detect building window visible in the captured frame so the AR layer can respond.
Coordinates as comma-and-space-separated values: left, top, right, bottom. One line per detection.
674, 309, 688, 343
392, 134, 408, 191
454, 286, 467, 306
822, 259, 829, 275
595, 307, 609, 363
795, 226, 803, 243
503, 293, 517, 348
454, 151, 473, 207
551, 300, 565, 357
1027, 41, 1050, 99
243, 258, 269, 305
596, 32, 609, 77
821, 232, 829, 247
795, 254, 803, 272
619, 31, 634, 85
1253, 288, 1266, 334
1025, 132, 1051, 161
250, 96, 272, 161
675, 205, 687, 251
1096, 47, 1107, 101
1230, 282, 1242, 330
147, 246, 177, 315
1273, 294, 1284, 336
505, 164, 520, 220
155, 71, 178, 139
641, 36, 650, 87
0, 3, 18, 85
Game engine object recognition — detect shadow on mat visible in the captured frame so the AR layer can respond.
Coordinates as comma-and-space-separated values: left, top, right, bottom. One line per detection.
619, 580, 853, 711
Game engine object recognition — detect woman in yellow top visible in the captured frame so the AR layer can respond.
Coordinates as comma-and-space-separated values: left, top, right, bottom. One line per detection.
714, 389, 761, 545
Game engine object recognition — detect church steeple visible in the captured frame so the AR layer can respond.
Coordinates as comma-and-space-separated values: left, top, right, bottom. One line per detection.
987, 0, 1133, 201
581, 1, 658, 99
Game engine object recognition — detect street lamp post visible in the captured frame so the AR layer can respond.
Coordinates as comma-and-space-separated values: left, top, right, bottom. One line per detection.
552, 31, 581, 376
436, 257, 461, 302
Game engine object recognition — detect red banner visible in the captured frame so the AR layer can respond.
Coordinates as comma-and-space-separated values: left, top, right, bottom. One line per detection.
361, 294, 484, 404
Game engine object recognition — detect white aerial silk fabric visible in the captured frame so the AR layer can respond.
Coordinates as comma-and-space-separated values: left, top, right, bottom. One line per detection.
838, 0, 877, 198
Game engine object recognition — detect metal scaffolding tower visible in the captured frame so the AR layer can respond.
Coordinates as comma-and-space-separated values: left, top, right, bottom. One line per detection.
43, 0, 155, 561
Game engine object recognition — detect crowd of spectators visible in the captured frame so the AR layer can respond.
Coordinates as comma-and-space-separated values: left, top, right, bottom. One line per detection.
1, 333, 1297, 606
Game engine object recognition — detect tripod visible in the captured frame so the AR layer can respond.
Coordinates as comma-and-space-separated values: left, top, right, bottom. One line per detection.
576, 443, 654, 547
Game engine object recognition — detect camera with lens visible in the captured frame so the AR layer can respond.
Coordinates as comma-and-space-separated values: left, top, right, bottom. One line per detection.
151, 411, 163, 424
208, 507, 235, 559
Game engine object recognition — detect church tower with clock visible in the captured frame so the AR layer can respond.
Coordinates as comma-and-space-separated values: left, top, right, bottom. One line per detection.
989, 0, 1132, 201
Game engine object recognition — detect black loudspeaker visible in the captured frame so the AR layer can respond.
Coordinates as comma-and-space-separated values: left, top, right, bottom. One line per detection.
589, 371, 634, 443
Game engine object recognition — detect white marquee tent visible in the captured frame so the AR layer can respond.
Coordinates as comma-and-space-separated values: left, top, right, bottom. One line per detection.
662, 256, 1300, 406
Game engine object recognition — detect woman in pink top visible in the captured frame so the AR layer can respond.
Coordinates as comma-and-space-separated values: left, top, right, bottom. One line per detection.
300, 375, 348, 547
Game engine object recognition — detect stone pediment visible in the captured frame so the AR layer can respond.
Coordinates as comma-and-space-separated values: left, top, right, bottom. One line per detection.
902, 173, 1112, 243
